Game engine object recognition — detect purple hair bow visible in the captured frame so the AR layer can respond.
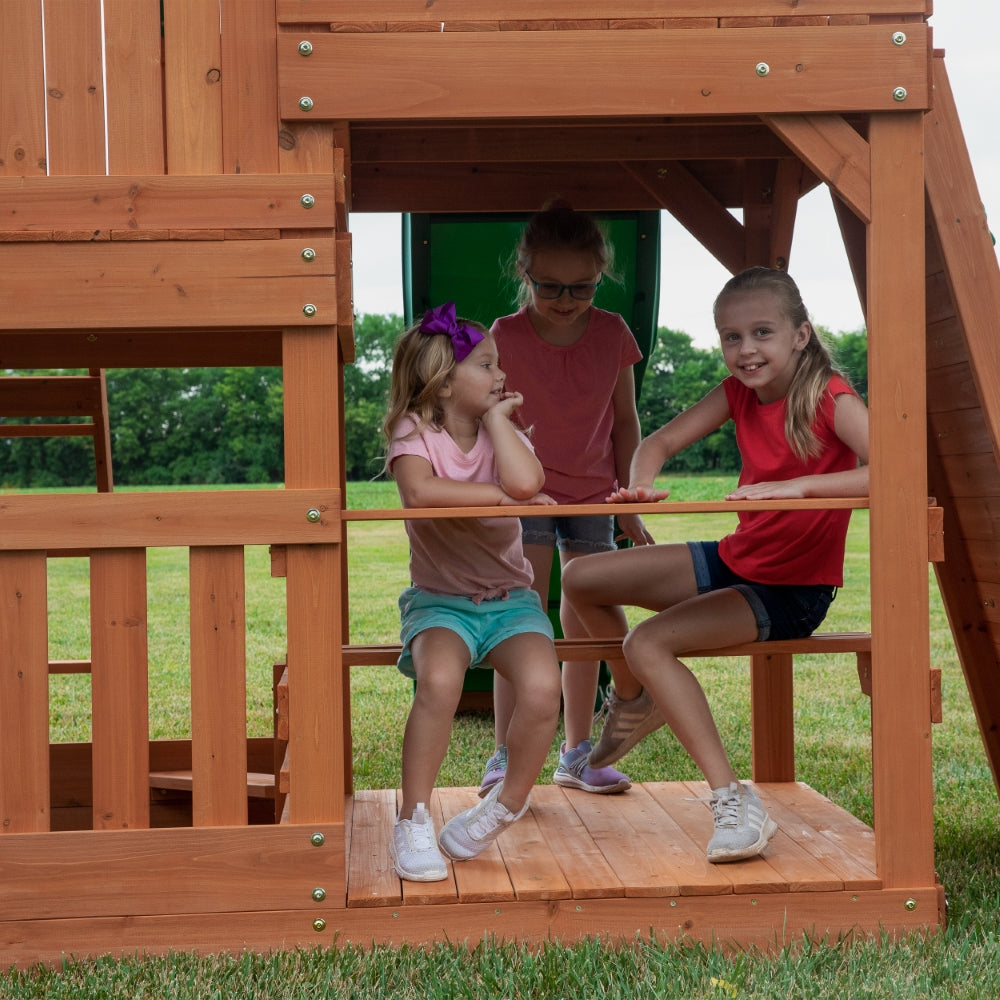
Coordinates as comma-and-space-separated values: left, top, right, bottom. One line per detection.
419, 301, 485, 362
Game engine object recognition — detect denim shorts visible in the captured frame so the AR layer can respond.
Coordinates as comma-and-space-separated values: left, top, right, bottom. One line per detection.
687, 541, 835, 642
396, 586, 554, 679
520, 513, 615, 554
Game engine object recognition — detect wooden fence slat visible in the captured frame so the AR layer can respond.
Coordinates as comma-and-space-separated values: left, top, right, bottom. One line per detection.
190, 547, 248, 827
0, 552, 49, 834
42, 0, 106, 175
163, 0, 224, 175
221, 0, 280, 174
0, 0, 46, 177
90, 549, 150, 831
104, 0, 166, 174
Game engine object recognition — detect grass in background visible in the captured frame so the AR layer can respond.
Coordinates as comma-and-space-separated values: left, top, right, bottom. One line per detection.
17, 476, 999, 998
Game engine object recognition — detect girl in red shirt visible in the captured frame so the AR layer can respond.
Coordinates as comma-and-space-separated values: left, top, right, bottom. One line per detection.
561, 266, 869, 863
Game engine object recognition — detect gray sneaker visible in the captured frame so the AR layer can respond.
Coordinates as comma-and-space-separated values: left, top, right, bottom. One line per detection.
438, 781, 528, 861
589, 687, 665, 767
706, 782, 778, 863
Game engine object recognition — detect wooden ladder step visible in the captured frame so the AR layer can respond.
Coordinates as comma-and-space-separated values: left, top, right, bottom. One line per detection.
147, 770, 276, 800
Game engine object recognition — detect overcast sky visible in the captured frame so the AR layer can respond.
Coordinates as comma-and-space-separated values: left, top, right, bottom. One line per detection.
349, 4, 999, 348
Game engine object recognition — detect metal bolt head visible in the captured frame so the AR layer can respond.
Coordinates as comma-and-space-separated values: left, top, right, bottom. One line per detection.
313, 918, 327, 932
310, 831, 325, 846
298, 40, 314, 56
301, 247, 316, 262
306, 508, 321, 522
302, 303, 317, 317
892, 31, 907, 46
312, 887, 327, 902
298, 96, 314, 112
755, 62, 770, 77
904, 897, 918, 911
893, 87, 908, 102
300, 193, 315, 209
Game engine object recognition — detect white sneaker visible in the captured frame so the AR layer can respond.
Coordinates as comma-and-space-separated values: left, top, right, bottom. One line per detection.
437, 781, 528, 861
390, 802, 448, 881
706, 782, 778, 863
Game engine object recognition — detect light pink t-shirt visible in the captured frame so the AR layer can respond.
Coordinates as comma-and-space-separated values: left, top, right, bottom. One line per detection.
492, 306, 642, 504
387, 413, 533, 601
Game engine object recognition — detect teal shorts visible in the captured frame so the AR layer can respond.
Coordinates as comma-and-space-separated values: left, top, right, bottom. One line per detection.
396, 586, 554, 680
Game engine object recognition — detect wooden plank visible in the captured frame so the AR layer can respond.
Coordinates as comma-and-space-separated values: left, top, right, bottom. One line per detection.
90, 549, 150, 831
0, 1, 47, 177
349, 122, 795, 164
42, 0, 106, 175
0, 823, 346, 919
0, 330, 283, 370
221, 0, 280, 174
190, 546, 248, 827
527, 785, 624, 899
277, 1, 929, 22
494, 800, 572, 902
278, 26, 930, 122
0, 490, 341, 550
346, 789, 404, 908
762, 113, 871, 222
567, 784, 708, 897
924, 54, 1000, 464
163, 0, 223, 175
866, 111, 935, 889
1, 176, 338, 234
0, 551, 49, 834
0, 375, 104, 417
764, 783, 880, 890
0, 239, 338, 330
104, 0, 166, 174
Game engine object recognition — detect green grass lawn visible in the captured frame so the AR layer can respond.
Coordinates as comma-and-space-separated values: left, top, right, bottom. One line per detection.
5, 477, 999, 998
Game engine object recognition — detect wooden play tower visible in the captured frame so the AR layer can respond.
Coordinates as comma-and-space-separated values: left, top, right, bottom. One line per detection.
2, 1, 999, 965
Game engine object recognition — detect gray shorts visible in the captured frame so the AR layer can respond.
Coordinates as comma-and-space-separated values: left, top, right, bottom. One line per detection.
520, 513, 616, 554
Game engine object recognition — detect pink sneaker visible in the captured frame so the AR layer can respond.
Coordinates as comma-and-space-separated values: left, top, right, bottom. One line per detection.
553, 740, 631, 794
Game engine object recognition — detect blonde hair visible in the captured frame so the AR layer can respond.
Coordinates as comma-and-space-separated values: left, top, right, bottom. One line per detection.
713, 266, 848, 461
513, 198, 615, 308
381, 315, 490, 465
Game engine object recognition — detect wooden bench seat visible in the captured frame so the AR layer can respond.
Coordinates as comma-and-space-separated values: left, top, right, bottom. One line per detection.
273, 630, 940, 799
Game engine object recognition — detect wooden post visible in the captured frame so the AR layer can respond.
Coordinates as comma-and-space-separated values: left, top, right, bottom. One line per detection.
866, 110, 935, 887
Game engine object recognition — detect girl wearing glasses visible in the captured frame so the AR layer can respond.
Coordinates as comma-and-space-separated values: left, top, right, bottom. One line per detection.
481, 199, 654, 800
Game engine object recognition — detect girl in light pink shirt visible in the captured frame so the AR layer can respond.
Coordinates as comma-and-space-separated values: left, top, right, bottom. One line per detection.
383, 303, 561, 883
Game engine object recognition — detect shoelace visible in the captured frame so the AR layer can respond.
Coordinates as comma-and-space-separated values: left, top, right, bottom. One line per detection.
405, 813, 436, 851
710, 793, 741, 829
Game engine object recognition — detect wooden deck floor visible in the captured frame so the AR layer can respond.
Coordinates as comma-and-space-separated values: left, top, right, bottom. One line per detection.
336, 780, 943, 949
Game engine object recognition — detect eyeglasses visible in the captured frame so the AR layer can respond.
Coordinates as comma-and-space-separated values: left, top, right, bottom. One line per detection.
524, 272, 603, 301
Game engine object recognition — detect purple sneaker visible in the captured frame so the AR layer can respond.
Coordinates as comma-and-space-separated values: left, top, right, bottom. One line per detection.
553, 740, 631, 794
478, 745, 507, 798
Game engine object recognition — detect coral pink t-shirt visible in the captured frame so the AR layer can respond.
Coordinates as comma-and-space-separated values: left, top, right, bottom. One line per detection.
719, 374, 861, 587
387, 413, 533, 602
492, 307, 642, 504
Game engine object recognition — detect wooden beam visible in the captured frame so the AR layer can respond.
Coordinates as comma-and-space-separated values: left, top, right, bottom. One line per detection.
0, 490, 341, 549
762, 113, 871, 222
279, 25, 929, 121
866, 110, 934, 889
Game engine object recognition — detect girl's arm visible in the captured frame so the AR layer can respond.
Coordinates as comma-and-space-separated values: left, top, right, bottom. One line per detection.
609, 367, 655, 543
480, 391, 548, 499
726, 392, 870, 500
610, 383, 731, 503
392, 452, 554, 508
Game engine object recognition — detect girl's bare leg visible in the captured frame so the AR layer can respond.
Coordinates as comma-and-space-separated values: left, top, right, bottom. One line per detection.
622, 587, 759, 788
489, 631, 562, 811
561, 543, 700, 699
399, 628, 470, 820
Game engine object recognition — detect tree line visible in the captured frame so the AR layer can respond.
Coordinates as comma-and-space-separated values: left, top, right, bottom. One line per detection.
1, 314, 867, 489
